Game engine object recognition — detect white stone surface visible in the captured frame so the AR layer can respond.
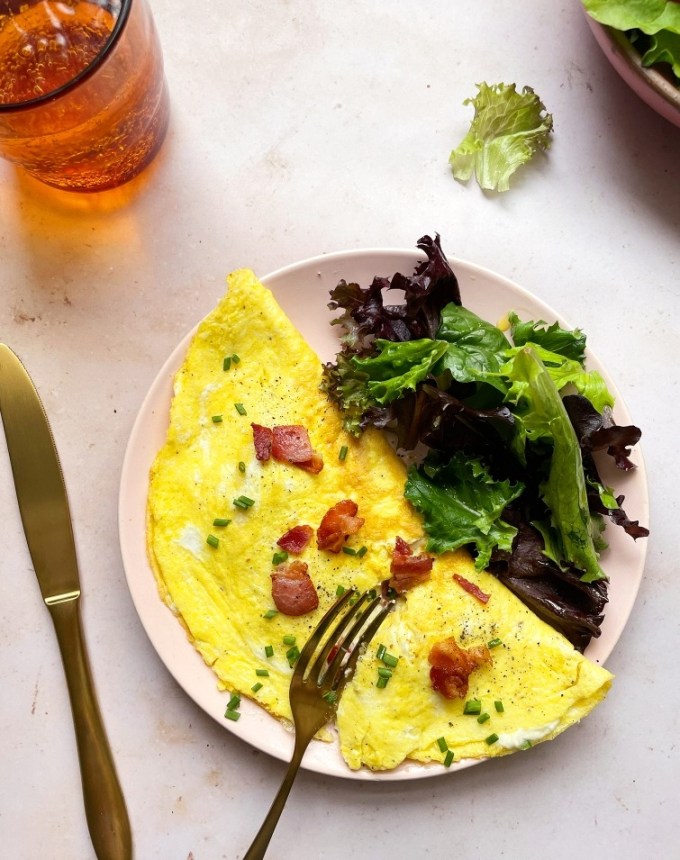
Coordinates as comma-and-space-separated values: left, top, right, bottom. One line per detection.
0, 1, 677, 858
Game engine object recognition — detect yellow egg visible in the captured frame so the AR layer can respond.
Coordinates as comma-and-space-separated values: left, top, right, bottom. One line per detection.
147, 269, 612, 771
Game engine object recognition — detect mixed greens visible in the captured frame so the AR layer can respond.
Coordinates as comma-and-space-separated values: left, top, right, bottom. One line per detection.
322, 235, 648, 651
449, 83, 554, 193
583, 0, 680, 83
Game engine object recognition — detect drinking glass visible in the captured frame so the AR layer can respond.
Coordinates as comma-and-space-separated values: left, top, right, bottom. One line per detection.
0, 0, 170, 192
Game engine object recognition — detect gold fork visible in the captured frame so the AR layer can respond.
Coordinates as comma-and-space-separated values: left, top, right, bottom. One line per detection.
244, 587, 394, 859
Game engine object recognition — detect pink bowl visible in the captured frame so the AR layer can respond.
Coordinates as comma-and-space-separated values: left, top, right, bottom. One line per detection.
585, 13, 680, 128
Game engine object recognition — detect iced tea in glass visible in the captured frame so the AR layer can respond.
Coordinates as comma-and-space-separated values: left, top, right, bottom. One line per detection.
0, 0, 169, 191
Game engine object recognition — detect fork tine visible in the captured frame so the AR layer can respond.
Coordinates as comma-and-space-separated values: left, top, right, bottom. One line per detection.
305, 590, 371, 680
326, 597, 394, 692
322, 594, 380, 680
292, 586, 357, 678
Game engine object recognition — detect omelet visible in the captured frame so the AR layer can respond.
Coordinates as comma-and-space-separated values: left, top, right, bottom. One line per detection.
147, 269, 613, 771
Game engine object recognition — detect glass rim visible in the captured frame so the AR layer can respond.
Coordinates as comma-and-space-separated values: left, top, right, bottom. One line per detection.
0, 0, 132, 114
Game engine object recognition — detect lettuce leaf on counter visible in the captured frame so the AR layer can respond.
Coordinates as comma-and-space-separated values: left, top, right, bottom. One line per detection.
449, 83, 554, 193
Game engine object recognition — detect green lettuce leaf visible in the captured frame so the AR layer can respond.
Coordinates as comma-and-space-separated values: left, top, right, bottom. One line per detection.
349, 338, 448, 405
509, 311, 587, 363
503, 347, 606, 582
641, 29, 680, 76
504, 342, 615, 413
582, 0, 680, 35
449, 83, 554, 193
404, 453, 524, 570
435, 303, 509, 393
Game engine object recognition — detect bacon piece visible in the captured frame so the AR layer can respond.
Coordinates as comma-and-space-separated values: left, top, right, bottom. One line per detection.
296, 452, 324, 474
251, 423, 273, 461
428, 637, 491, 700
389, 536, 434, 593
453, 573, 490, 605
277, 524, 314, 554
272, 425, 313, 462
271, 425, 324, 472
271, 560, 319, 616
317, 499, 365, 552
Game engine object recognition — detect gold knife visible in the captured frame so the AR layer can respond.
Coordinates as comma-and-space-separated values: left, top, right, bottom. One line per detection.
0, 344, 132, 860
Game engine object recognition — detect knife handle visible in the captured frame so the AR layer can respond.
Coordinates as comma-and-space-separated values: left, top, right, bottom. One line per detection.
49, 597, 133, 860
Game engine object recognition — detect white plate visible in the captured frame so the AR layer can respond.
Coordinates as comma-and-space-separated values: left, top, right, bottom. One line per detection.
118, 248, 649, 781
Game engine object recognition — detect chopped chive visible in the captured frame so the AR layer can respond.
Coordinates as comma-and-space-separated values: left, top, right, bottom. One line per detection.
256, 668, 269, 677
436, 736, 448, 753
286, 646, 300, 666
206, 534, 219, 548
443, 750, 455, 768
377, 667, 393, 679
251, 682, 263, 693
381, 652, 398, 668
463, 699, 482, 716
366, 588, 377, 600
223, 356, 232, 371
336, 585, 346, 597
282, 634, 296, 646
263, 609, 278, 619
494, 700, 504, 713
342, 546, 357, 556
211, 414, 223, 423
227, 692, 241, 711
233, 495, 255, 509
477, 712, 491, 724
322, 691, 338, 704
376, 676, 388, 689
376, 644, 386, 661
224, 709, 240, 722
234, 402, 247, 415
488, 637, 503, 648
356, 546, 368, 557
264, 644, 274, 658
485, 733, 499, 746
338, 445, 348, 461
272, 550, 289, 566
520, 740, 533, 750
238, 460, 246, 473
232, 354, 240, 364
213, 517, 231, 527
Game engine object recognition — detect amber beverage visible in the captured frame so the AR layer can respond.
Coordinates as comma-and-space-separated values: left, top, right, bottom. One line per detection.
0, 0, 169, 191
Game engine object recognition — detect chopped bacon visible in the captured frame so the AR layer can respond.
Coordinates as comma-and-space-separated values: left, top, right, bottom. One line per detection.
453, 573, 490, 605
277, 524, 314, 554
317, 499, 365, 552
272, 425, 313, 462
389, 536, 434, 593
296, 451, 324, 474
251, 423, 273, 461
428, 637, 491, 700
271, 560, 319, 616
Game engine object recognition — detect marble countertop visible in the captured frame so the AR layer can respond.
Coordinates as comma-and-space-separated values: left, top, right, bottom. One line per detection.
1, 2, 677, 858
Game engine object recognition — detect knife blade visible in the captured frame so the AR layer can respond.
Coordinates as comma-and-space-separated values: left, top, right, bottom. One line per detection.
0, 344, 132, 860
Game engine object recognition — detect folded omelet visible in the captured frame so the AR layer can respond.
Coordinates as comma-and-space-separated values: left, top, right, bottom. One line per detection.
147, 269, 612, 771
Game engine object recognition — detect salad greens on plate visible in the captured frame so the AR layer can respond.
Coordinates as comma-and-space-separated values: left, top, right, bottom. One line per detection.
322, 235, 648, 652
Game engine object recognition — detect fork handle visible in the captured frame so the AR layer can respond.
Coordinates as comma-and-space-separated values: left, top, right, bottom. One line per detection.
243, 738, 307, 860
